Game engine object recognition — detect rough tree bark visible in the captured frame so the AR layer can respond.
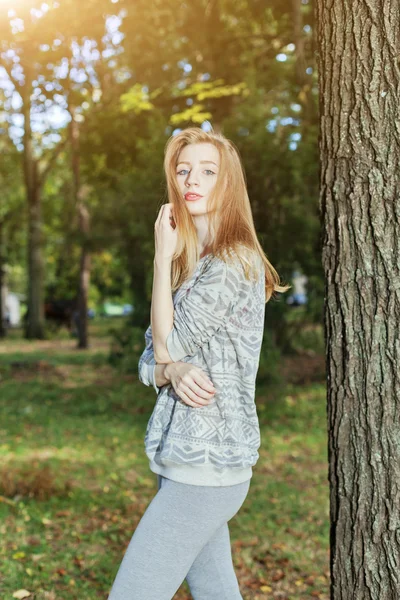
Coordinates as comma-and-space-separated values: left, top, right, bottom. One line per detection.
315, 0, 400, 598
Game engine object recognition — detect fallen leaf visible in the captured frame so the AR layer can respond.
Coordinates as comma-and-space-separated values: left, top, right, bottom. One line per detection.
32, 553, 45, 562
12, 590, 31, 599
271, 569, 285, 581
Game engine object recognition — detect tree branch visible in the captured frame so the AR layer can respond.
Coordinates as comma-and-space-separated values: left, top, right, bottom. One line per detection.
38, 137, 68, 190
0, 59, 19, 89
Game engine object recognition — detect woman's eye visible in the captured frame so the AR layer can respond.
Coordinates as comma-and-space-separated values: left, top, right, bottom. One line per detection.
176, 169, 215, 175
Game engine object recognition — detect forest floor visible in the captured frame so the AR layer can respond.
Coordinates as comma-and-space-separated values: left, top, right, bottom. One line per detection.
0, 320, 329, 600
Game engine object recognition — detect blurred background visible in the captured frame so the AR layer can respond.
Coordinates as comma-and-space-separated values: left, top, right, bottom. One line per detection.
0, 1, 329, 599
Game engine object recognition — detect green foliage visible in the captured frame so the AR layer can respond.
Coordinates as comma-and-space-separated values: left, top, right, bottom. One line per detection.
120, 84, 155, 114
0, 0, 323, 351
291, 322, 325, 355
107, 320, 143, 374
170, 79, 250, 125
257, 327, 285, 386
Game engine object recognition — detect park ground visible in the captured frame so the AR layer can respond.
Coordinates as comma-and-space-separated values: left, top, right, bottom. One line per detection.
0, 321, 329, 600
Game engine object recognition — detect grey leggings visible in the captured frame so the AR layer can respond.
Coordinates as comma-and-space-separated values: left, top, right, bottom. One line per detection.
107, 473, 251, 600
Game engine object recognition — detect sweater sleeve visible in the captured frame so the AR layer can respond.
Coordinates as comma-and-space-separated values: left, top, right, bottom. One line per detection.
166, 257, 245, 362
138, 324, 160, 394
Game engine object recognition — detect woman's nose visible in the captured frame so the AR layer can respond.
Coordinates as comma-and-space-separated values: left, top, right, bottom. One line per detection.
186, 172, 199, 186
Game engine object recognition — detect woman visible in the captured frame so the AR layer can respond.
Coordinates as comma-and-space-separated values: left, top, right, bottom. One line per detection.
108, 127, 289, 600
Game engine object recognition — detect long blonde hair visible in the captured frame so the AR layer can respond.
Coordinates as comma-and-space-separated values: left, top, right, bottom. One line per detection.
163, 126, 291, 303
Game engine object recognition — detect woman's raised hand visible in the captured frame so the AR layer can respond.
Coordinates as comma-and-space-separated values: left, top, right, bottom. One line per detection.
164, 362, 216, 408
154, 203, 178, 261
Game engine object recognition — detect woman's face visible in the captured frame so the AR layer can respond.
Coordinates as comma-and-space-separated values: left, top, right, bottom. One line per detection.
175, 142, 220, 216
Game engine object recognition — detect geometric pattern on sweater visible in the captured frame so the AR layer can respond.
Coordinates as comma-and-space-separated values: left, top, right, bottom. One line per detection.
138, 249, 266, 482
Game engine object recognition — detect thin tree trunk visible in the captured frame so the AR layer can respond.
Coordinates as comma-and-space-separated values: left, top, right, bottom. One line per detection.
292, 0, 307, 88
70, 109, 91, 349
0, 219, 6, 338
315, 0, 400, 597
22, 66, 45, 339
292, 0, 318, 130
77, 204, 91, 349
128, 240, 150, 329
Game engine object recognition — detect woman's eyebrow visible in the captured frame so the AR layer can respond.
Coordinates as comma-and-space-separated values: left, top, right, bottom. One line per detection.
176, 160, 218, 167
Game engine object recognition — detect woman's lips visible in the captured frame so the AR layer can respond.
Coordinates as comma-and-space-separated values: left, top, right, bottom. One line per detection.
185, 193, 203, 201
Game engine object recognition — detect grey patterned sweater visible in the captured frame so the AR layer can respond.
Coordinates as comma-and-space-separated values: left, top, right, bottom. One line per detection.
138, 250, 266, 486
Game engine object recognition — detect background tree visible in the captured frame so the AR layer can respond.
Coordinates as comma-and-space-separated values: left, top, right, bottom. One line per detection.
0, 0, 111, 339
0, 132, 25, 337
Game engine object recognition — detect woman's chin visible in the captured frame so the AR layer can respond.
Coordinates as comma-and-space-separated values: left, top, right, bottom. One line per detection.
185, 201, 209, 215
188, 208, 209, 217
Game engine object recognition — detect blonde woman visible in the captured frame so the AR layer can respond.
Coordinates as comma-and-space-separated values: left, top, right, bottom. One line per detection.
108, 127, 289, 600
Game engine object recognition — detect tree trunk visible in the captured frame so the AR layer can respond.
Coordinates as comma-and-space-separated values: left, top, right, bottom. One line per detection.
26, 183, 45, 339
77, 204, 91, 350
292, 0, 307, 88
128, 240, 150, 329
315, 0, 400, 598
0, 219, 6, 338
292, 0, 318, 132
70, 109, 91, 349
22, 67, 45, 339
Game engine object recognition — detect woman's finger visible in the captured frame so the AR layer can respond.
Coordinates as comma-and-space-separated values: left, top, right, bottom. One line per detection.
179, 385, 210, 408
181, 382, 210, 405
177, 388, 201, 408
186, 377, 215, 400
194, 373, 216, 395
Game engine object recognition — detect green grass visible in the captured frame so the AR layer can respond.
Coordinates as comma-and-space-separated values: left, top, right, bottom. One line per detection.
0, 323, 329, 600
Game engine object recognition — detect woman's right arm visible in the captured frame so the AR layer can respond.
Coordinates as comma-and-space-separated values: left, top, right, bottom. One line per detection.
154, 363, 171, 388
138, 324, 163, 393
138, 324, 175, 391
139, 324, 215, 407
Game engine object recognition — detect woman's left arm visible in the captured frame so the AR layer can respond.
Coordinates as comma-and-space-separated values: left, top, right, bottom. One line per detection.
150, 203, 245, 364
151, 202, 179, 364
152, 254, 247, 364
